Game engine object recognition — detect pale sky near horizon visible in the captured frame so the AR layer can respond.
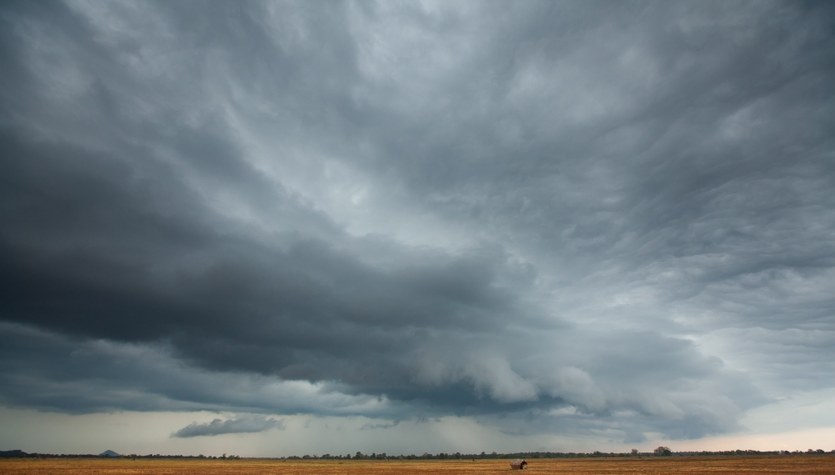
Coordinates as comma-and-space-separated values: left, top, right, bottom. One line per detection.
1, 0, 834, 457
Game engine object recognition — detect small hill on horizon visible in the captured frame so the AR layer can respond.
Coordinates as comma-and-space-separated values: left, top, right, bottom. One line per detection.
100, 450, 121, 457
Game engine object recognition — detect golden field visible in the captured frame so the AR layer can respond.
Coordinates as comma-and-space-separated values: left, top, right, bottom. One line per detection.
0, 456, 834, 474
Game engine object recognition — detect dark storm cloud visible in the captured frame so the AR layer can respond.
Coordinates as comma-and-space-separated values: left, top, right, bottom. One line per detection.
0, 322, 396, 415
0, 124, 522, 399
1, 0, 834, 444
172, 416, 284, 438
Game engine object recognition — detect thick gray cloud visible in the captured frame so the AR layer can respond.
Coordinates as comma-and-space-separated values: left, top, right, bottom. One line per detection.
1, 0, 834, 450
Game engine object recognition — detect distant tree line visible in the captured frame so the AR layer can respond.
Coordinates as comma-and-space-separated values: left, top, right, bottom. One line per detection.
2, 448, 833, 460
271, 448, 835, 460
0, 450, 241, 460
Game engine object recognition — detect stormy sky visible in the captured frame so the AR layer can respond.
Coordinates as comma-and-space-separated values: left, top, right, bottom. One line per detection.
1, 0, 834, 456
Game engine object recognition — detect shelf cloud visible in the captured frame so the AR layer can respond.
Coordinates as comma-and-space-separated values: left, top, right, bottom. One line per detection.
1, 0, 833, 455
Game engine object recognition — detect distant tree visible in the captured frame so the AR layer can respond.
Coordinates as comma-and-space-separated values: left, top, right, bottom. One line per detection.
654, 446, 672, 456
631, 449, 639, 456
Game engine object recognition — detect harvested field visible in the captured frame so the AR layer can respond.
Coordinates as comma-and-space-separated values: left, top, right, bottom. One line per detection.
0, 455, 834, 474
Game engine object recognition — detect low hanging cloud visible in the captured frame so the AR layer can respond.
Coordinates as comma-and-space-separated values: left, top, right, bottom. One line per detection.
172, 415, 285, 438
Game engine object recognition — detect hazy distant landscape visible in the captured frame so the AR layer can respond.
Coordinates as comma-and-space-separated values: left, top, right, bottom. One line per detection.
3, 447, 835, 460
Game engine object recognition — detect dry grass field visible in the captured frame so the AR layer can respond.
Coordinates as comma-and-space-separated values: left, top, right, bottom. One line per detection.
0, 455, 833, 474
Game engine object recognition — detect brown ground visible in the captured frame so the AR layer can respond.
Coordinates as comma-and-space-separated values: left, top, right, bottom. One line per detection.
0, 455, 833, 474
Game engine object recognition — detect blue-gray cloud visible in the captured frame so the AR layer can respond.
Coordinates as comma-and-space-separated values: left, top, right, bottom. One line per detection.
0, 0, 833, 447
172, 416, 285, 438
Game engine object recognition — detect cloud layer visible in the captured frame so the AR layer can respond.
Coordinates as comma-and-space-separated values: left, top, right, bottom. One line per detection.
1, 0, 834, 450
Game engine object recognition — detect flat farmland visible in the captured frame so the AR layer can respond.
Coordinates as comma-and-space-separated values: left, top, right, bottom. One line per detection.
0, 456, 833, 474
